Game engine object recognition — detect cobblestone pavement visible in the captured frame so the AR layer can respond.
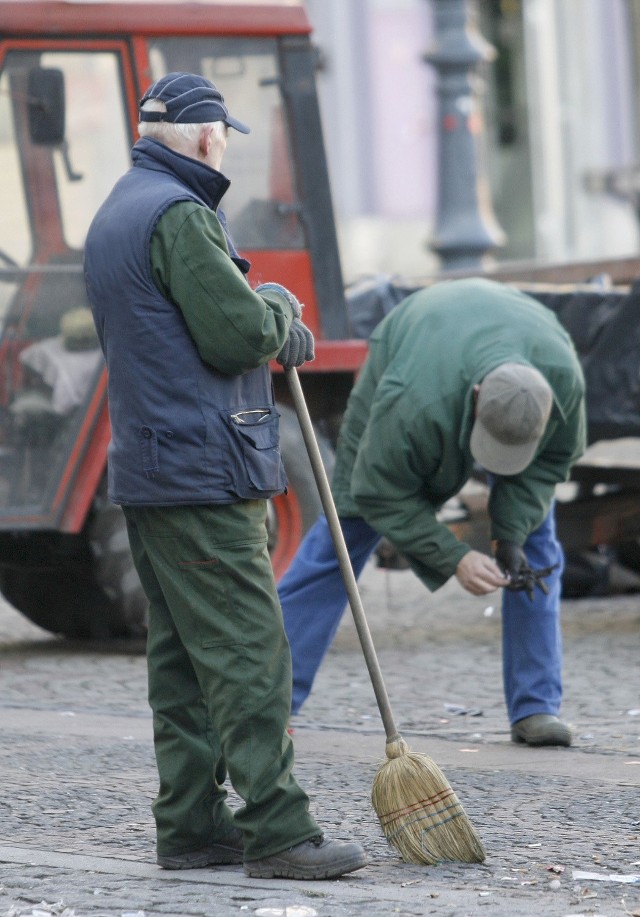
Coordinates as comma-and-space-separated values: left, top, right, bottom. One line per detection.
0, 563, 639, 917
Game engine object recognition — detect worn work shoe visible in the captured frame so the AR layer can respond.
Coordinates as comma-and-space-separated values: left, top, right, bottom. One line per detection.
157, 827, 244, 869
511, 714, 572, 747
244, 834, 368, 880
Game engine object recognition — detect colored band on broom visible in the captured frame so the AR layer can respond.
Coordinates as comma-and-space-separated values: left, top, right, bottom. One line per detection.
285, 367, 486, 867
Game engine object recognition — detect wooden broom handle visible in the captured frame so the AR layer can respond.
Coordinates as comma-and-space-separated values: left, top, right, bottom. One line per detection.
285, 367, 400, 743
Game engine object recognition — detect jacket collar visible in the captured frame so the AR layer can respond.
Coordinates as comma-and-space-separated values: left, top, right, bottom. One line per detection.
131, 136, 230, 211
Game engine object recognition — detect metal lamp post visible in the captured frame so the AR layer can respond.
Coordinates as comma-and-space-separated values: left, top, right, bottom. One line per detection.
424, 0, 505, 270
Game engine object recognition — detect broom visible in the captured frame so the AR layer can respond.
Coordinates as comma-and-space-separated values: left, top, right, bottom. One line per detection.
285, 366, 486, 866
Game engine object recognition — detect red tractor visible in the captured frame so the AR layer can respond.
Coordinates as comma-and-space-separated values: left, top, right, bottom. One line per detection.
3, 0, 640, 639
0, 0, 367, 638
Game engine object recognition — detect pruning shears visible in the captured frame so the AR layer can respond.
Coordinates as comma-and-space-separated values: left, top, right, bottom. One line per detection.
505, 563, 560, 601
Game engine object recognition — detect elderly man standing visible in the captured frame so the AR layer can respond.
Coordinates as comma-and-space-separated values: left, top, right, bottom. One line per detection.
280, 278, 586, 747
84, 72, 366, 880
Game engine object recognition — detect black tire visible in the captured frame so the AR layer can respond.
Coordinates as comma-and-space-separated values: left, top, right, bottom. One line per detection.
0, 405, 334, 640
85, 404, 335, 628
0, 479, 146, 641
0, 527, 143, 640
86, 477, 148, 638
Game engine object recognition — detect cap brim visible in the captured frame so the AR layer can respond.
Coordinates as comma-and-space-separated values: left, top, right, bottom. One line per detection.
225, 115, 250, 134
470, 420, 539, 476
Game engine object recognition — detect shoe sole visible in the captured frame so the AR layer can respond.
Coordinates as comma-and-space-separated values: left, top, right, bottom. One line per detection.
158, 847, 243, 869
244, 853, 368, 880
511, 729, 571, 747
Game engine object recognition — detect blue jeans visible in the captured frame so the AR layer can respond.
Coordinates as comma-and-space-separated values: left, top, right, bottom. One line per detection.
279, 508, 564, 724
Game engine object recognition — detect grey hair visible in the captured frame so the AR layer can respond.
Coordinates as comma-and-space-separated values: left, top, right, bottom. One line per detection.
139, 99, 226, 147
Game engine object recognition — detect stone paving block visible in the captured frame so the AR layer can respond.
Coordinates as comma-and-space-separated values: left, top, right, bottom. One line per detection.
1, 563, 639, 916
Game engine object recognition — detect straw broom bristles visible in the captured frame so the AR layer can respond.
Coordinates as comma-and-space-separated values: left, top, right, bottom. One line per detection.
371, 736, 486, 865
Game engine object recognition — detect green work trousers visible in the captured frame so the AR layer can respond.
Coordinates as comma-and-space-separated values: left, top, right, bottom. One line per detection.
123, 500, 320, 861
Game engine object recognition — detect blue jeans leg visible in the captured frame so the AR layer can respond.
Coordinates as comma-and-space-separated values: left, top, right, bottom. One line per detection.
501, 503, 565, 724
279, 515, 381, 714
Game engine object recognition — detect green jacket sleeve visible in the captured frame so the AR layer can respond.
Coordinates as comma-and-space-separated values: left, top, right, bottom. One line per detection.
150, 202, 293, 375
349, 380, 470, 589
489, 386, 587, 544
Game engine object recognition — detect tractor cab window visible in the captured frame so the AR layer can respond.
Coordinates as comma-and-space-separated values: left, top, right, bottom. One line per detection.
0, 67, 31, 275
45, 52, 131, 250
149, 37, 304, 250
0, 48, 129, 521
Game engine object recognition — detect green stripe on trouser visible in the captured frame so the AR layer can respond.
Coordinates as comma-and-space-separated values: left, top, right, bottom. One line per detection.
123, 500, 320, 861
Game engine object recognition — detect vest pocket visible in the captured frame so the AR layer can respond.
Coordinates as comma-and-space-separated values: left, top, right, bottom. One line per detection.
139, 426, 159, 477
225, 407, 286, 493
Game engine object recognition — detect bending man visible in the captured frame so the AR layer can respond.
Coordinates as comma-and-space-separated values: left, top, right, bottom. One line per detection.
279, 278, 586, 747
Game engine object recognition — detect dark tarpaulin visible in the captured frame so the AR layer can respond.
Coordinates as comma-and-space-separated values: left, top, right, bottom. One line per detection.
345, 275, 640, 444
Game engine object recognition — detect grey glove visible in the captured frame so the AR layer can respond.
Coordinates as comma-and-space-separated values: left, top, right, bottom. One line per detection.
255, 282, 314, 368
276, 317, 315, 368
255, 282, 302, 318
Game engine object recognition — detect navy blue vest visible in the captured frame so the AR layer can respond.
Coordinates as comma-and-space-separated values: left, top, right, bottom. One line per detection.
84, 138, 286, 505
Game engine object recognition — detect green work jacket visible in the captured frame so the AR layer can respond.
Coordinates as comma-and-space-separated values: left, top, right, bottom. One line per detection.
332, 278, 587, 591
150, 202, 293, 375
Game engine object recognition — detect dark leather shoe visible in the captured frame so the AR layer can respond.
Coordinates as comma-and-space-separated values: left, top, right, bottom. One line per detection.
244, 834, 367, 880
157, 827, 244, 869
511, 714, 572, 747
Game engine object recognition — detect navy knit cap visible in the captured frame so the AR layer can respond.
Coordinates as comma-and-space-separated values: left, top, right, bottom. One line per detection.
139, 72, 250, 133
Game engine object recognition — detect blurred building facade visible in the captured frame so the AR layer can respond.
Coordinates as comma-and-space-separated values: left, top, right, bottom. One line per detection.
304, 0, 640, 283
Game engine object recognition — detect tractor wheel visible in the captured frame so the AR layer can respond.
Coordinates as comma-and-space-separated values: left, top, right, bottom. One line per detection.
85, 404, 333, 635
86, 477, 148, 638
87, 405, 333, 637
85, 404, 333, 632
0, 405, 333, 640
0, 482, 149, 641
0, 526, 145, 641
